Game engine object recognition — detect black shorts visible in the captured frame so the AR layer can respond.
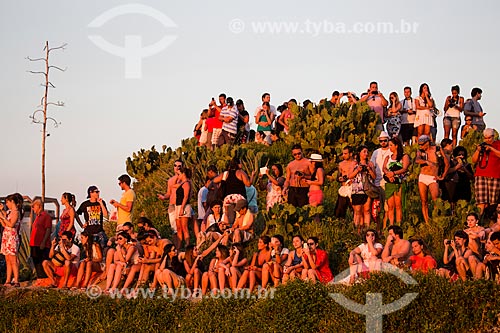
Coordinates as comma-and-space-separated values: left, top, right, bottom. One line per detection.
351, 193, 368, 206
288, 187, 309, 207
400, 123, 416, 142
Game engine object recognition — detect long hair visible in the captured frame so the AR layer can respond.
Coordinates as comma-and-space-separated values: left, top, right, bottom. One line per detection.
81, 230, 96, 260
6, 193, 24, 217
389, 137, 404, 161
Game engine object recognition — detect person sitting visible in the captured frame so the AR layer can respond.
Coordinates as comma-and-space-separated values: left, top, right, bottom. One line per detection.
261, 234, 289, 288
227, 243, 248, 291
302, 237, 333, 284
282, 235, 307, 284
382, 225, 411, 267
183, 244, 205, 291
104, 231, 141, 294
475, 232, 500, 281
237, 236, 271, 292
464, 213, 486, 279
156, 244, 186, 296
408, 238, 437, 274
439, 230, 473, 281
135, 231, 163, 288
72, 230, 103, 290
137, 217, 161, 239
201, 244, 230, 295
198, 200, 229, 247
231, 199, 254, 244
42, 231, 80, 289
348, 229, 383, 283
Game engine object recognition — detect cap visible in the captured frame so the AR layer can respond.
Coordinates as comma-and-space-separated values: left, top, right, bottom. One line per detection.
87, 185, 99, 198
235, 199, 248, 211
418, 135, 431, 145
378, 131, 390, 139
310, 153, 323, 161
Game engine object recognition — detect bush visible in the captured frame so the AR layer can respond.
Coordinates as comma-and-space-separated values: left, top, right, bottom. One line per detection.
2, 274, 499, 332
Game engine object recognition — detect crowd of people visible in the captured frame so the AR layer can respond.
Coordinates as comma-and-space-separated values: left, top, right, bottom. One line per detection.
1, 83, 499, 294
193, 83, 486, 149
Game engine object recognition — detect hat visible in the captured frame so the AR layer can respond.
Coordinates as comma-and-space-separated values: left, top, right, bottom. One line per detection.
418, 135, 431, 145
378, 131, 390, 139
235, 199, 248, 211
310, 153, 323, 161
87, 185, 99, 198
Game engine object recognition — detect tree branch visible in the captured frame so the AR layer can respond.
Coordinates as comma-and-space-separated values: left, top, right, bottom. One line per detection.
48, 43, 67, 52
47, 117, 61, 127
47, 101, 65, 107
27, 70, 48, 76
48, 65, 67, 72
26, 56, 45, 62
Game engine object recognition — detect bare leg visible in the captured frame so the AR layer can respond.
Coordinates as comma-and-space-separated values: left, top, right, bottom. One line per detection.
418, 182, 429, 223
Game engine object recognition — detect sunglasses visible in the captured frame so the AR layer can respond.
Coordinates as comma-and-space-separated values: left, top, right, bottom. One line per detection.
465, 119, 472, 121
174, 164, 182, 168
293, 152, 302, 156
117, 237, 124, 240
122, 228, 130, 232
379, 139, 388, 143
307, 242, 315, 246
92, 190, 100, 193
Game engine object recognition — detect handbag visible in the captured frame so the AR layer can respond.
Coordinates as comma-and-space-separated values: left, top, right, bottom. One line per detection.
338, 180, 352, 198
362, 174, 380, 199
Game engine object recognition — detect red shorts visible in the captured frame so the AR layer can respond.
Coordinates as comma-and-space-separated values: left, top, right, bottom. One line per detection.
308, 190, 324, 205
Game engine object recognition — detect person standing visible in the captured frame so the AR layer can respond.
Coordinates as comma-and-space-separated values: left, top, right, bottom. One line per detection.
29, 199, 52, 281
443, 85, 464, 147
76, 186, 109, 249
110, 174, 136, 229
335, 146, 355, 218
471, 128, 500, 216
58, 192, 76, 238
283, 144, 312, 208
0, 193, 23, 287
400, 86, 416, 146
158, 160, 183, 243
464, 87, 486, 132
359, 81, 389, 131
306, 154, 325, 207
415, 135, 449, 223
414, 83, 435, 139
218, 97, 239, 147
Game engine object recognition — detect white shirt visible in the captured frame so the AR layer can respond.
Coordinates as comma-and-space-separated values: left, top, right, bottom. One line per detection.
197, 186, 208, 218
371, 147, 392, 187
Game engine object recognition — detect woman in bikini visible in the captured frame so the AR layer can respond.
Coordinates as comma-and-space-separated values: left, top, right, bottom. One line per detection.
237, 236, 271, 292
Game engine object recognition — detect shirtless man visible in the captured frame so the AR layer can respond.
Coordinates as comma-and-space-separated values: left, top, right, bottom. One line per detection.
335, 146, 356, 218
464, 212, 486, 278
283, 144, 312, 207
157, 159, 183, 248
414, 135, 449, 223
382, 225, 411, 267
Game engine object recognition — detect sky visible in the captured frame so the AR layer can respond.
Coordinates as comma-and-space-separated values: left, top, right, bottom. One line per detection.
1, 0, 499, 212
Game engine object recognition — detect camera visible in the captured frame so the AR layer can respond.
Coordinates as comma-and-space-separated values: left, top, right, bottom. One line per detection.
479, 142, 489, 154
446, 240, 452, 245
448, 98, 457, 108
360, 165, 368, 172
342, 92, 349, 95
295, 171, 304, 177
55, 236, 60, 243
372, 91, 378, 95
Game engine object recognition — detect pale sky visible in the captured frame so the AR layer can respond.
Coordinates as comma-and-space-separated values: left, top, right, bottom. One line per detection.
1, 0, 499, 209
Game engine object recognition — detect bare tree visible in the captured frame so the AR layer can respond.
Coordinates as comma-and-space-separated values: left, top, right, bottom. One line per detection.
27, 41, 67, 207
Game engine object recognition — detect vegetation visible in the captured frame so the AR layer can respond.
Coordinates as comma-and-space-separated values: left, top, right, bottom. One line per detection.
125, 100, 484, 273
1, 275, 499, 332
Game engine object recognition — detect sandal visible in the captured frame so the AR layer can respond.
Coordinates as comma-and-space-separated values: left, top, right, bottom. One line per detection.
12, 283, 20, 288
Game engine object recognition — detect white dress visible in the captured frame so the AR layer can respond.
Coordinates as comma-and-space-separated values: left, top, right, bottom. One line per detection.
414, 96, 434, 127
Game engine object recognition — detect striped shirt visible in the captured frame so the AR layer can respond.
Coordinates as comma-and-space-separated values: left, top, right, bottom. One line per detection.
221, 105, 239, 134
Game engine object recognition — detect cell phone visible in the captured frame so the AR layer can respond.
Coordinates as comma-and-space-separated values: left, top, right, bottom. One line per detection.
372, 91, 378, 95
303, 243, 308, 249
